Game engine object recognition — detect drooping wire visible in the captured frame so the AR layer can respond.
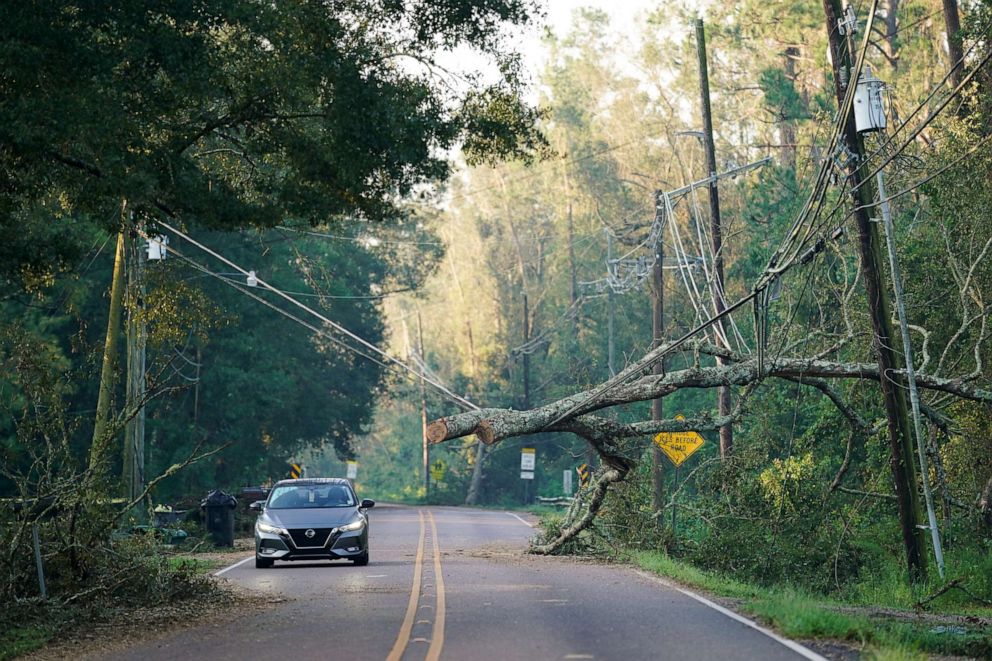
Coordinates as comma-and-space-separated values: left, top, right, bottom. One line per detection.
150, 222, 480, 412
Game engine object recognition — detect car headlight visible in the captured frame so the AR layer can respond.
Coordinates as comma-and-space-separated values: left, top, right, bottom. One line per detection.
337, 518, 365, 532
256, 521, 286, 535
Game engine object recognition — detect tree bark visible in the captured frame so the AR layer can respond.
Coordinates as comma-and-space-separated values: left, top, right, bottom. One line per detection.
979, 475, 992, 533
531, 467, 624, 554
427, 353, 992, 449
942, 0, 965, 89
464, 439, 487, 506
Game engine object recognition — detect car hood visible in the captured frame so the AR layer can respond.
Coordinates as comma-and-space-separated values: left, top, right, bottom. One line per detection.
262, 507, 360, 528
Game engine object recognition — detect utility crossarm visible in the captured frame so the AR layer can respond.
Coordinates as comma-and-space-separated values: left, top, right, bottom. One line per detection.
662, 156, 772, 202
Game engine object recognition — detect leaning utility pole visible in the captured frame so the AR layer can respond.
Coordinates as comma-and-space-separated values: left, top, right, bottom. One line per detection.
88, 211, 128, 478
651, 194, 666, 515
124, 216, 147, 507
417, 311, 430, 497
695, 18, 733, 458
822, 0, 927, 579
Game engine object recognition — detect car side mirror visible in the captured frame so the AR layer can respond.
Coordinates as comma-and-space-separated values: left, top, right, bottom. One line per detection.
360, 499, 375, 509
249, 500, 265, 512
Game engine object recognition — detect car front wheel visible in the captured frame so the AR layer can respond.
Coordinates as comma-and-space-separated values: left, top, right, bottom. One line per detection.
255, 555, 274, 568
352, 551, 369, 566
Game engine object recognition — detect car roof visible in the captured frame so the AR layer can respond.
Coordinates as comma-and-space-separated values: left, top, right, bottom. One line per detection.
271, 478, 353, 488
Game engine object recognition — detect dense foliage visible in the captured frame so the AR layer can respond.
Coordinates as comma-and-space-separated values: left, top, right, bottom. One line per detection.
0, 1, 546, 621
353, 0, 992, 607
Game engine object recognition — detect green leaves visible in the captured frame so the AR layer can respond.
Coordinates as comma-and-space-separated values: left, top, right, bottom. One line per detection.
0, 0, 546, 271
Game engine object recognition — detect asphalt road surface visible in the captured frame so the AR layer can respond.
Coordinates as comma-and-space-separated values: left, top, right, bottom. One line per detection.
103, 505, 825, 661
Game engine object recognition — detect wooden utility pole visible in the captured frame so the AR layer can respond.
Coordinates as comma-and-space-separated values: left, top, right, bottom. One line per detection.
522, 293, 531, 410
695, 18, 733, 458
124, 217, 147, 506
822, 0, 927, 579
567, 203, 579, 338
417, 311, 429, 497
88, 216, 128, 477
606, 231, 616, 376
651, 194, 666, 515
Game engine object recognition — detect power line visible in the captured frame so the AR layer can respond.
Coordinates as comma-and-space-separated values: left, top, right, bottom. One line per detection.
276, 225, 443, 247
152, 221, 480, 412
446, 126, 669, 203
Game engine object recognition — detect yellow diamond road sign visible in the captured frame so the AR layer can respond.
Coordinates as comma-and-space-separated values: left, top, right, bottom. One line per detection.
430, 458, 447, 481
654, 415, 705, 467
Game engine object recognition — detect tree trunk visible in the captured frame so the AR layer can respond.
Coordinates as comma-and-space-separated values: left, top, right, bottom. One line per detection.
979, 475, 992, 533
464, 439, 487, 506
942, 0, 964, 89
781, 47, 800, 170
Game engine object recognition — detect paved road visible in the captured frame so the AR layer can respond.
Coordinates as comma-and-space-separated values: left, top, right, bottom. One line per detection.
103, 505, 822, 661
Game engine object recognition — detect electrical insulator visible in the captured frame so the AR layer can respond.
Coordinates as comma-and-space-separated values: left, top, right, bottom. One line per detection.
854, 67, 887, 133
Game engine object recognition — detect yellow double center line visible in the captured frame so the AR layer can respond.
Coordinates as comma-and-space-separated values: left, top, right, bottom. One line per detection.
386, 510, 446, 661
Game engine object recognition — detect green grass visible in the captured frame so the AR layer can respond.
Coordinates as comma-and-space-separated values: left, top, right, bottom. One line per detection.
0, 626, 52, 661
167, 556, 228, 574
632, 551, 991, 658
633, 551, 761, 600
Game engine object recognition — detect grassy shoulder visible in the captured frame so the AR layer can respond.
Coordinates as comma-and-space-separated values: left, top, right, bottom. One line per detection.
0, 627, 53, 661
1, 536, 254, 661
632, 551, 991, 659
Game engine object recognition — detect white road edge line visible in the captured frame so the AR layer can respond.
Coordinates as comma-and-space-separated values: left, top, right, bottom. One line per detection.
214, 555, 253, 577
633, 570, 828, 661
505, 512, 534, 528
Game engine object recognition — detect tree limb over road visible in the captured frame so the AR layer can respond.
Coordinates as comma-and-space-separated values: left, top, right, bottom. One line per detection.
427, 341, 992, 448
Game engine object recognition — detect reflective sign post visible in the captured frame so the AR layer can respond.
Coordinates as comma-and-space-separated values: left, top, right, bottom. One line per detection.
520, 448, 536, 504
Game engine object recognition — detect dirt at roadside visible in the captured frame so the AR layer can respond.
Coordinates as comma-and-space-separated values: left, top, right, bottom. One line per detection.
25, 581, 282, 661
25, 540, 278, 661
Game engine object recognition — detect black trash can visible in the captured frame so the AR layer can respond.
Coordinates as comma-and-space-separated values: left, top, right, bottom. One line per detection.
200, 490, 237, 547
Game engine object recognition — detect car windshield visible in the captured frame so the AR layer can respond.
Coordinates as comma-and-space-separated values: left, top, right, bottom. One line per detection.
267, 484, 355, 509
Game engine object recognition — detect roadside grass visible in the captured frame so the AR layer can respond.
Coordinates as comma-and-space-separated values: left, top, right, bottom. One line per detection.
632, 551, 991, 658
0, 626, 52, 661
167, 555, 229, 574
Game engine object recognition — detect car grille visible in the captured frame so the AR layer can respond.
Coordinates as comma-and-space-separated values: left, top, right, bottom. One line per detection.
288, 528, 334, 548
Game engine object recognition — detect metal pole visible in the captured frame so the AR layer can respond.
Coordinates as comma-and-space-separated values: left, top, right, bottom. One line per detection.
876, 169, 946, 577
671, 466, 678, 544
32, 523, 46, 599
695, 18, 733, 458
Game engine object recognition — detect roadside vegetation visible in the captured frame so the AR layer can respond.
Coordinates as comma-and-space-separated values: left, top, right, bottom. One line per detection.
533, 468, 992, 658
2, 0, 992, 659
0, 1, 544, 656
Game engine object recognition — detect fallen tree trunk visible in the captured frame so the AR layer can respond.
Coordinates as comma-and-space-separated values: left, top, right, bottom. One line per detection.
428, 354, 992, 448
